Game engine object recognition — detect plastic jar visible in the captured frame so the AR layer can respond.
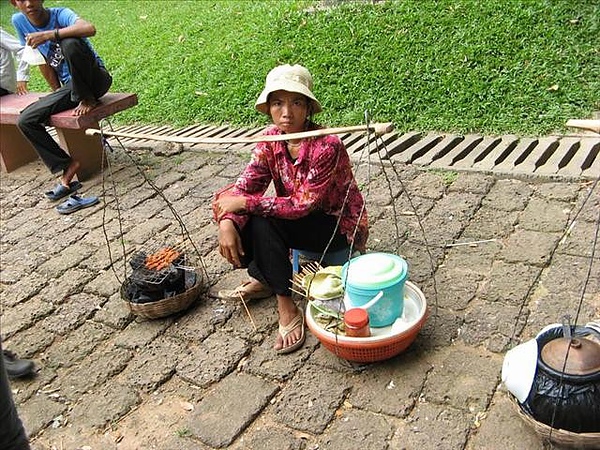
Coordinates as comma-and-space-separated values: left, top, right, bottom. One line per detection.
344, 308, 371, 338
342, 253, 408, 327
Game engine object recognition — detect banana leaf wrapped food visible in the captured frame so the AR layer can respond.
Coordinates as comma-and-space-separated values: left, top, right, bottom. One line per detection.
302, 266, 346, 319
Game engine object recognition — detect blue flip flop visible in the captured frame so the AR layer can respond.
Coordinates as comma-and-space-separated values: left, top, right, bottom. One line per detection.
56, 194, 99, 215
45, 181, 83, 201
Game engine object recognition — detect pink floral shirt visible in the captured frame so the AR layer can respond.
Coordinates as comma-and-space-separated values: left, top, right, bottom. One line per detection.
215, 124, 368, 251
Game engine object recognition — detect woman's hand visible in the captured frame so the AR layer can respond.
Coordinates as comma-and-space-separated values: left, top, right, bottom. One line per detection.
218, 219, 244, 267
214, 195, 246, 220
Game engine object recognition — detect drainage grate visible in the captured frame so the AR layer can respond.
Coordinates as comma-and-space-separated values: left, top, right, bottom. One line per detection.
109, 124, 600, 180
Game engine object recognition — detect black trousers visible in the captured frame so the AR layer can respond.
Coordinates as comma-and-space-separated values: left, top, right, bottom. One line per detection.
17, 38, 112, 174
0, 342, 30, 450
240, 212, 349, 296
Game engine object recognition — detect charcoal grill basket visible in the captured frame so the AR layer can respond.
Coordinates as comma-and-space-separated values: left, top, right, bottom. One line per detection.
121, 267, 203, 319
121, 238, 207, 319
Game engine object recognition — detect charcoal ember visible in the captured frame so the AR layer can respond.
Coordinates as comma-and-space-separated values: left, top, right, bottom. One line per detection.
123, 279, 163, 303
173, 252, 185, 267
124, 265, 187, 303
129, 251, 147, 270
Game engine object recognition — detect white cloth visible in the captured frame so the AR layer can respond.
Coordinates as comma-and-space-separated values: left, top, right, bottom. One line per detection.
0, 28, 30, 93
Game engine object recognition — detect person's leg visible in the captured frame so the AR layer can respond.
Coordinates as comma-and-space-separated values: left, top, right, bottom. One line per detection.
247, 214, 348, 352
273, 292, 305, 352
0, 342, 31, 450
215, 219, 274, 300
17, 39, 112, 184
249, 213, 348, 296
17, 85, 79, 181
60, 38, 112, 115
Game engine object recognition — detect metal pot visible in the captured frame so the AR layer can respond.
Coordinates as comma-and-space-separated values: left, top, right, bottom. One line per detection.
521, 324, 600, 433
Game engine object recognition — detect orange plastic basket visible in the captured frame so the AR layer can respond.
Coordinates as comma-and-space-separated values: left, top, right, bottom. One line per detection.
306, 281, 428, 363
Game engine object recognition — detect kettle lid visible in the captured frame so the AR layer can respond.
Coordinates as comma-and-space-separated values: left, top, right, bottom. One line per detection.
540, 336, 600, 375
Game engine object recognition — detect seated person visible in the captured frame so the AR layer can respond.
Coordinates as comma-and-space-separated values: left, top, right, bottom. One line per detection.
212, 64, 368, 354
10, 0, 112, 200
0, 27, 29, 96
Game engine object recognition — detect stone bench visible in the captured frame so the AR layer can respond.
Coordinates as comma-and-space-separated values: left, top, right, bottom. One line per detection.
0, 92, 138, 180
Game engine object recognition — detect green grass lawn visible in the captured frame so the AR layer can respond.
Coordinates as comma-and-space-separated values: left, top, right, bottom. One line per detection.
2, 0, 598, 136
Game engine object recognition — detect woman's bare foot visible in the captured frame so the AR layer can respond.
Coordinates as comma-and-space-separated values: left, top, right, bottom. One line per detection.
274, 295, 304, 352
216, 278, 273, 300
60, 159, 80, 186
73, 98, 98, 116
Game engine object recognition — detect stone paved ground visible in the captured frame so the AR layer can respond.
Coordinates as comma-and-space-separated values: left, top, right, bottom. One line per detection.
1, 141, 599, 450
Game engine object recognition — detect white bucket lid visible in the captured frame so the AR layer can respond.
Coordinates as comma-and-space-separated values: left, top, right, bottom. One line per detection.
343, 253, 408, 289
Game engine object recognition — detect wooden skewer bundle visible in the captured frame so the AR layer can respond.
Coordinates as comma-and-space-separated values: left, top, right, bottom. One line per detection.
290, 261, 324, 298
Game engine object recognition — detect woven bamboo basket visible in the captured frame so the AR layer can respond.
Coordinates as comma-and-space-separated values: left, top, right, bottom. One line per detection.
121, 268, 204, 319
512, 395, 600, 449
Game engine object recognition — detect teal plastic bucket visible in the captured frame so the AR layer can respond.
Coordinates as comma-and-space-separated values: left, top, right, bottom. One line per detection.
342, 253, 408, 327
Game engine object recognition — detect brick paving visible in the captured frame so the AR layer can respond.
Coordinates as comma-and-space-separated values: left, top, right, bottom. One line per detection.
1, 136, 599, 449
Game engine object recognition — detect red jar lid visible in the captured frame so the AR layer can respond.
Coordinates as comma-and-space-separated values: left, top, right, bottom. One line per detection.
345, 308, 369, 328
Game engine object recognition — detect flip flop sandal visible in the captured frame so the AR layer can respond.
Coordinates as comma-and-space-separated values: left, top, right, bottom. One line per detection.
276, 307, 306, 355
56, 194, 100, 215
216, 280, 273, 301
45, 180, 83, 201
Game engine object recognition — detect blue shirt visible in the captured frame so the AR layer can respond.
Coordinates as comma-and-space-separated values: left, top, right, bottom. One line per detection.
11, 7, 104, 85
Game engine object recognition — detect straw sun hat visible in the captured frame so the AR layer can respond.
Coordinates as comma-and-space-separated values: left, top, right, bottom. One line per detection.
255, 64, 322, 115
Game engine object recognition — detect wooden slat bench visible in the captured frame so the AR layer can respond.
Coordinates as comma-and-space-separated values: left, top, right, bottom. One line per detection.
0, 92, 138, 180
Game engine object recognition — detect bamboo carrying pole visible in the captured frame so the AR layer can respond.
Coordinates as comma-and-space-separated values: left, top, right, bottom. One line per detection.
85, 122, 395, 144
565, 119, 600, 134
